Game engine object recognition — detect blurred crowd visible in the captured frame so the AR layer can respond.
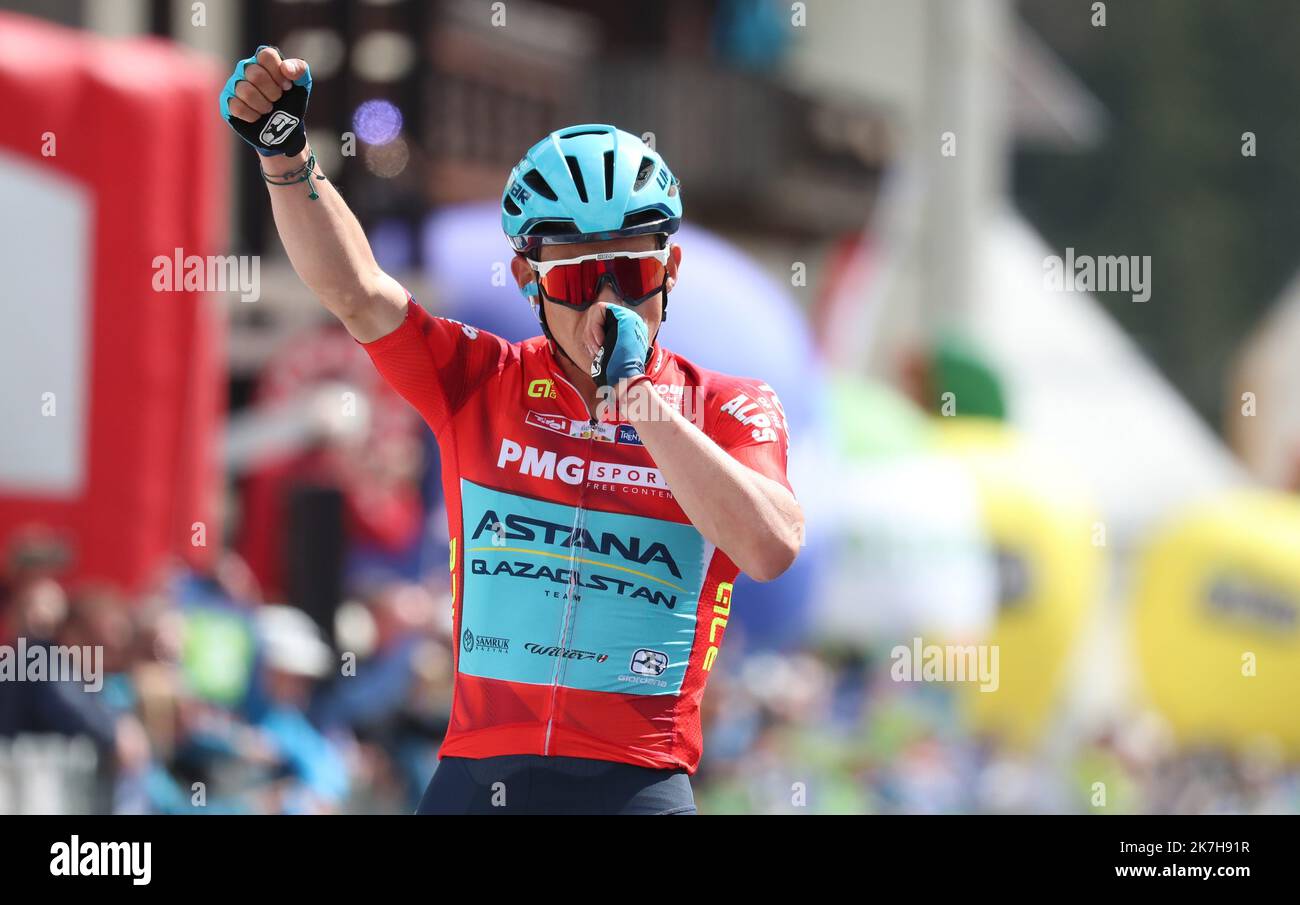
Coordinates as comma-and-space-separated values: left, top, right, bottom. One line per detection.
0, 530, 454, 815
4, 517, 1299, 815
695, 646, 1300, 815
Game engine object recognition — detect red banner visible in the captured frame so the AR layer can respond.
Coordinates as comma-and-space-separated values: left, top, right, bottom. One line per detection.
0, 13, 228, 593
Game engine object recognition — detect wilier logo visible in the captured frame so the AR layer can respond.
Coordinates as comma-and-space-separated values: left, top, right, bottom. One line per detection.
525, 643, 608, 662
259, 110, 300, 146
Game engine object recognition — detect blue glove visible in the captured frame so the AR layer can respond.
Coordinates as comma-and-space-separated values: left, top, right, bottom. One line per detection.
219, 46, 312, 156
591, 304, 651, 389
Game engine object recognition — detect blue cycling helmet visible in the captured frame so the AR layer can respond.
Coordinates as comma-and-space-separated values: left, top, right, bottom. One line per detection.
501, 124, 681, 255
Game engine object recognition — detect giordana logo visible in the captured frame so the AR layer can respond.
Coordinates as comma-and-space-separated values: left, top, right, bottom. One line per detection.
50, 836, 151, 886
463, 628, 509, 654
259, 110, 300, 146
629, 648, 668, 677
525, 642, 608, 663
496, 438, 668, 490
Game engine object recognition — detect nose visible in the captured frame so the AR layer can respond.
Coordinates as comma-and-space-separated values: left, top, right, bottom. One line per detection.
593, 273, 625, 305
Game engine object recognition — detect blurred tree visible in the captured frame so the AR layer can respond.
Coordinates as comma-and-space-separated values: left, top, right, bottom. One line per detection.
1016, 0, 1300, 430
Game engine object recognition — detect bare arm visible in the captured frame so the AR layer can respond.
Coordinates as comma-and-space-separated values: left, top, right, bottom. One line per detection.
226, 47, 406, 341
622, 382, 803, 582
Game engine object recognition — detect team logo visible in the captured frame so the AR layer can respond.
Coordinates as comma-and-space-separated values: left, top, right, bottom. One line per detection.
462, 628, 475, 653
471, 509, 683, 579
629, 648, 669, 677
259, 110, 300, 146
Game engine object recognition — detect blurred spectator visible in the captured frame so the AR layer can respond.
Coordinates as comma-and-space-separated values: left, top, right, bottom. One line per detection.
243, 604, 350, 813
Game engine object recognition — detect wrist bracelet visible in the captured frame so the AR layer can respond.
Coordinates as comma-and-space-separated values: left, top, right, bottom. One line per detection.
261, 150, 326, 200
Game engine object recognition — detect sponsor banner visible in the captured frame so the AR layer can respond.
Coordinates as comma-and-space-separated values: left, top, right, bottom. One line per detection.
524, 410, 642, 445
457, 478, 705, 695
497, 439, 670, 491
588, 460, 665, 490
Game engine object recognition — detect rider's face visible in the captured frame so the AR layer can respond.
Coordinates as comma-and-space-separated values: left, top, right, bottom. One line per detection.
512, 236, 681, 377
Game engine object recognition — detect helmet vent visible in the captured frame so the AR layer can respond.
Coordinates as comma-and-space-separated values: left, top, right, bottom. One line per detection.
528, 219, 576, 238
565, 156, 588, 203
633, 157, 655, 191
522, 169, 558, 201
621, 209, 666, 230
560, 129, 606, 138
603, 151, 615, 201
503, 196, 522, 216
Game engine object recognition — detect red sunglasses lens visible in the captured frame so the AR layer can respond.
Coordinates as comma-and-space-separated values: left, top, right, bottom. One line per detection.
539, 257, 665, 307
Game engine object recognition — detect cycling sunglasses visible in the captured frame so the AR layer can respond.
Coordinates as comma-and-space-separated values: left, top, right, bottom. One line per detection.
527, 247, 670, 310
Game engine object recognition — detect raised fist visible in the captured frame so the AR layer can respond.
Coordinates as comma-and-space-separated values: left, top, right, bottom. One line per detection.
219, 45, 312, 156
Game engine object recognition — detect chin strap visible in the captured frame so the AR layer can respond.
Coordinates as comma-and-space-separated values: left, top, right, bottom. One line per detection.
529, 285, 585, 371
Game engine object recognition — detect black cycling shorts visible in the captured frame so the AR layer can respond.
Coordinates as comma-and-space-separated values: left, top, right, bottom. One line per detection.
415, 754, 697, 815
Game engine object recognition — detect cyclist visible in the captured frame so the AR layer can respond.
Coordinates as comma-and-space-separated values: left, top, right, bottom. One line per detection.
222, 46, 804, 814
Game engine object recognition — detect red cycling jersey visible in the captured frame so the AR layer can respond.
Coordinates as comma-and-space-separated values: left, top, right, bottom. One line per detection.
362, 296, 792, 772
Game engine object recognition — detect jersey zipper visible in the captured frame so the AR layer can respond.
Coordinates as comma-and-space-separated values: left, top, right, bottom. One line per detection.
542, 371, 599, 755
